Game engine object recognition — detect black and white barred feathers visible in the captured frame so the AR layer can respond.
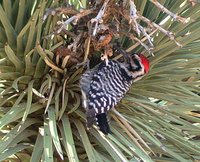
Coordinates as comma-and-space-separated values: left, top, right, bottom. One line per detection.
80, 53, 150, 134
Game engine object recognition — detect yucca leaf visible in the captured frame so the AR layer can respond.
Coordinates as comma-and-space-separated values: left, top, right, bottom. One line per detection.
30, 129, 44, 162
0, 103, 43, 129
68, 93, 81, 114
0, 103, 26, 129
24, 49, 34, 75
0, 4, 16, 47
15, 0, 26, 33
108, 132, 134, 156
12, 76, 31, 92
48, 106, 63, 160
44, 119, 54, 162
0, 26, 7, 43
36, 44, 63, 74
0, 118, 38, 153
4, 44, 23, 71
90, 129, 129, 162
17, 20, 31, 55
24, 8, 40, 55
34, 57, 47, 78
61, 114, 79, 162
59, 86, 68, 120
0, 143, 31, 161
72, 119, 96, 162
22, 80, 34, 122
44, 82, 55, 113
36, 0, 47, 43
54, 86, 62, 118
0, 93, 18, 107
2, 0, 12, 23
0, 66, 15, 73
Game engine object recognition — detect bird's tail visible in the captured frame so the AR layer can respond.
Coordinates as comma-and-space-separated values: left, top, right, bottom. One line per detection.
96, 113, 110, 134
86, 109, 110, 134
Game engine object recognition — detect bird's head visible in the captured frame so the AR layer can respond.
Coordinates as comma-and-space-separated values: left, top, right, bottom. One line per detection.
125, 53, 150, 80
137, 54, 150, 73
112, 43, 150, 78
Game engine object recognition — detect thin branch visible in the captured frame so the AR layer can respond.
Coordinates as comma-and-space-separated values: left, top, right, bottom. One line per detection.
127, 29, 158, 53
138, 15, 182, 47
138, 24, 154, 47
129, 0, 140, 36
118, 8, 154, 51
43, 7, 78, 22
56, 9, 94, 33
188, 0, 200, 6
150, 0, 190, 23
83, 37, 91, 62
89, 0, 110, 36
72, 33, 83, 52
122, 31, 153, 52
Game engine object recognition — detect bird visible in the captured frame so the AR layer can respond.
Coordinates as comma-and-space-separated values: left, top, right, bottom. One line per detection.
80, 46, 150, 134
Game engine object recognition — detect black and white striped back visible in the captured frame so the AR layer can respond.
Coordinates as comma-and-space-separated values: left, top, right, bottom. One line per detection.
80, 60, 133, 133
87, 60, 132, 114
80, 52, 149, 134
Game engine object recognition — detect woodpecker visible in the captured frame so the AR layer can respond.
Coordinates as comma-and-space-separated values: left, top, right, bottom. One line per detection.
80, 47, 150, 134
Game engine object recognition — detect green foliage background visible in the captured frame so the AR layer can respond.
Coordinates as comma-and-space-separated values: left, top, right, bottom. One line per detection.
0, 0, 200, 161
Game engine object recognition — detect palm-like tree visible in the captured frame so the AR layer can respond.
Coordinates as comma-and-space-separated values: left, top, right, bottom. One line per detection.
0, 0, 200, 161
